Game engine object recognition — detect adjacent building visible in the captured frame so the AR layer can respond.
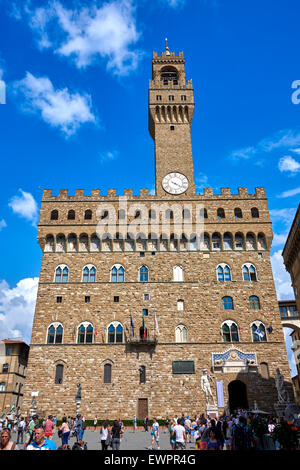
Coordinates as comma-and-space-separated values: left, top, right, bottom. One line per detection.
0, 339, 29, 415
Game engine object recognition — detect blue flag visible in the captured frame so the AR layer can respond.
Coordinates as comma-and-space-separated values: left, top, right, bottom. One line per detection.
130, 314, 135, 337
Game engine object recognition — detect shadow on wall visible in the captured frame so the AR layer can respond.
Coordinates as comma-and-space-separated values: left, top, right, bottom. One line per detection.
219, 367, 294, 415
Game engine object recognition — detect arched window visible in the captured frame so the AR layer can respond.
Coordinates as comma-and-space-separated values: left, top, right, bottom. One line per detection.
189, 234, 197, 251
77, 323, 94, 343
223, 233, 233, 250
165, 209, 174, 220
101, 210, 109, 219
104, 364, 112, 383
175, 325, 188, 343
217, 265, 231, 282
102, 235, 112, 252
246, 233, 256, 250
139, 265, 149, 282
50, 210, 58, 221
2, 363, 8, 373
160, 234, 168, 251
243, 264, 257, 282
55, 364, 64, 384
200, 208, 208, 219
90, 234, 100, 252
147, 234, 157, 251
67, 210, 75, 220
222, 321, 239, 342
177, 299, 184, 311
182, 209, 191, 219
251, 207, 259, 218
45, 235, 54, 252
212, 233, 221, 250
180, 234, 188, 251
257, 233, 267, 251
111, 265, 125, 283
222, 296, 234, 310
113, 233, 123, 252
134, 210, 141, 219
170, 234, 178, 251
234, 208, 243, 219
82, 265, 96, 282
107, 322, 124, 343
251, 322, 267, 342
235, 233, 244, 250
249, 296, 260, 310
55, 265, 69, 283
139, 365, 146, 384
0, 382, 6, 392
173, 265, 184, 282
67, 233, 77, 252
47, 323, 63, 344
217, 208, 225, 219
149, 209, 156, 220
56, 235, 66, 252
79, 234, 89, 252
84, 210, 92, 220
200, 233, 210, 251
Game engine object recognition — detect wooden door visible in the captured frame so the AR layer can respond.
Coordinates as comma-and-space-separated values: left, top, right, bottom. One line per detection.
138, 398, 148, 420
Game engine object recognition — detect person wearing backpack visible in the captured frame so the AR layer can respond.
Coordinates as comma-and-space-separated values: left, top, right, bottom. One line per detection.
231, 416, 251, 450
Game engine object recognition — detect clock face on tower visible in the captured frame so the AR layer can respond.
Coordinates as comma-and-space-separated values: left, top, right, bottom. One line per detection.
162, 172, 189, 195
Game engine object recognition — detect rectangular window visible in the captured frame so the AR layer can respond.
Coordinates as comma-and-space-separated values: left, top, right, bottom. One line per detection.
169, 95, 174, 101
144, 294, 149, 301
85, 296, 90, 303
140, 252, 145, 257
156, 95, 162, 100
172, 361, 195, 374
143, 309, 148, 316
170, 125, 175, 131
181, 95, 187, 101
57, 296, 62, 303
114, 296, 119, 302
5, 347, 11, 356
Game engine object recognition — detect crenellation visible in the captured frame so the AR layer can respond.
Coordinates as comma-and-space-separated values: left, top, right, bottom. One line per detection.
91, 189, 100, 197
221, 187, 231, 196
238, 187, 249, 196
75, 189, 85, 198
59, 189, 68, 198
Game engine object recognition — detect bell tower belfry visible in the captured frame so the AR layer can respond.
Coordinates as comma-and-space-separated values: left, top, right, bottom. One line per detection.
149, 43, 195, 197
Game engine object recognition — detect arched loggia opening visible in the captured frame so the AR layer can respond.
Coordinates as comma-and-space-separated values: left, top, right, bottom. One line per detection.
228, 380, 249, 413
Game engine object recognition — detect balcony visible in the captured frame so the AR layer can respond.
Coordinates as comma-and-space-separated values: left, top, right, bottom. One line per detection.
126, 334, 158, 345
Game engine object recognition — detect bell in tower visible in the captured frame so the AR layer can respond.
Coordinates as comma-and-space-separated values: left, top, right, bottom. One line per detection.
149, 43, 195, 197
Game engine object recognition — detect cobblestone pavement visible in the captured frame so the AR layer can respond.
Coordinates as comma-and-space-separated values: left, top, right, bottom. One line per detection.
12, 428, 197, 451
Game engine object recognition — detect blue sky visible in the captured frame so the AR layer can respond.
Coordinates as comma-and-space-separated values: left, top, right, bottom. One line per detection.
0, 0, 299, 375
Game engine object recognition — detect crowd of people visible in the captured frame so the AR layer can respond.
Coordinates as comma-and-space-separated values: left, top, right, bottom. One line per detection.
0, 408, 299, 451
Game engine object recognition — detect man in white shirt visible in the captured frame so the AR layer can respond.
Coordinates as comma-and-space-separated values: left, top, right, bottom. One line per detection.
16, 417, 26, 445
172, 419, 187, 450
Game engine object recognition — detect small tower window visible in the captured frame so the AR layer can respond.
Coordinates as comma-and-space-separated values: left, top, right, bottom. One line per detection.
156, 95, 162, 101
181, 95, 187, 101
170, 125, 175, 131
169, 95, 174, 101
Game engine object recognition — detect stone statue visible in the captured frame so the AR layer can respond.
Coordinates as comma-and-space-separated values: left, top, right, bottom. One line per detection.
76, 383, 82, 401
275, 368, 289, 403
201, 369, 216, 406
31, 396, 37, 409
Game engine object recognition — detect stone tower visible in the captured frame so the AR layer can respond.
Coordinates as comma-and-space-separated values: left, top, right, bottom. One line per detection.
21, 45, 294, 420
149, 44, 195, 196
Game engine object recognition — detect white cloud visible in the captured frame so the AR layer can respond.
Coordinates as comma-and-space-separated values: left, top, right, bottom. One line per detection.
14, 72, 96, 136
270, 208, 297, 227
8, 189, 38, 226
0, 219, 7, 231
278, 155, 300, 175
229, 129, 300, 162
277, 187, 300, 198
0, 277, 39, 344
164, 0, 186, 7
270, 250, 294, 300
100, 149, 119, 162
272, 232, 288, 247
23, 0, 141, 75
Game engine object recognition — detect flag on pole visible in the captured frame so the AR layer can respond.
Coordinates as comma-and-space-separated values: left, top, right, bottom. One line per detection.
154, 312, 160, 335
130, 314, 135, 337
255, 328, 265, 339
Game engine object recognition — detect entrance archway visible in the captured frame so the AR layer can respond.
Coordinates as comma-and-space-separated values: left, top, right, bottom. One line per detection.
228, 380, 248, 413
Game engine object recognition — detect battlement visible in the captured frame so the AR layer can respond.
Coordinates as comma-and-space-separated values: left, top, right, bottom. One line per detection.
153, 51, 185, 61
42, 187, 266, 201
